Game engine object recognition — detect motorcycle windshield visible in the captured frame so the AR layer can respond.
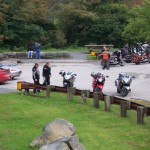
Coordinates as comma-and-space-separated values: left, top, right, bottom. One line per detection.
122, 77, 131, 84
64, 74, 71, 80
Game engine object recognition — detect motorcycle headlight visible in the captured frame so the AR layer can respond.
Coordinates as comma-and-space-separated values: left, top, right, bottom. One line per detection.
98, 78, 103, 83
121, 79, 125, 84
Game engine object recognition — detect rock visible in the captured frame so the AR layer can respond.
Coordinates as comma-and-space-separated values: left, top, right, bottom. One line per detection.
30, 118, 76, 147
3, 52, 17, 58
0, 53, 4, 60
1, 52, 72, 59
40, 135, 86, 150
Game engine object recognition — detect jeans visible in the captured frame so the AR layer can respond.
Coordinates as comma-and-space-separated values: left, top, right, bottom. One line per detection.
36, 51, 40, 59
27, 51, 33, 58
102, 60, 110, 69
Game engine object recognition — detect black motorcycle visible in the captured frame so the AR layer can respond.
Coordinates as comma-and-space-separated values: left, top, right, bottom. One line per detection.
109, 52, 125, 66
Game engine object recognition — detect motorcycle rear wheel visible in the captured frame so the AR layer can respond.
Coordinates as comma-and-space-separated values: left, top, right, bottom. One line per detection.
120, 87, 128, 97
135, 62, 140, 65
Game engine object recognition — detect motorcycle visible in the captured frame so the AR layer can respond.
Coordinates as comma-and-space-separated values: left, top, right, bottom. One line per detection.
115, 73, 134, 97
59, 70, 77, 88
109, 52, 125, 66
132, 43, 150, 64
132, 50, 150, 64
91, 72, 108, 92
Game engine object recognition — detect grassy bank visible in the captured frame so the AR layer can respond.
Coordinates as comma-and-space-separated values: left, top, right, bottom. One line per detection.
0, 92, 150, 150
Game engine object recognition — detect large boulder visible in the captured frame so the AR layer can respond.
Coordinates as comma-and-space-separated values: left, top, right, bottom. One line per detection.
30, 118, 76, 147
40, 135, 86, 150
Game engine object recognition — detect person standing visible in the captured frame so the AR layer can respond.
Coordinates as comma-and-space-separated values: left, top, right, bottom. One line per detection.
35, 42, 41, 59
32, 62, 40, 93
142, 41, 149, 51
101, 47, 110, 70
42, 62, 51, 86
27, 42, 34, 59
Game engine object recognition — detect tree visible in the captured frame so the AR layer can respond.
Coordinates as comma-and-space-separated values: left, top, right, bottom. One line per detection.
0, 0, 60, 48
122, 0, 150, 44
57, 0, 99, 46
0, 1, 9, 43
90, 4, 129, 47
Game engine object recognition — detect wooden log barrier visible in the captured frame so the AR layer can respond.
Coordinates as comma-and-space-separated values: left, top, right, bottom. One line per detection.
137, 106, 145, 125
67, 87, 76, 102
127, 101, 131, 110
99, 92, 104, 100
93, 92, 102, 108
110, 96, 114, 104
46, 85, 51, 98
24, 89, 29, 95
81, 90, 90, 104
104, 96, 111, 111
120, 101, 128, 117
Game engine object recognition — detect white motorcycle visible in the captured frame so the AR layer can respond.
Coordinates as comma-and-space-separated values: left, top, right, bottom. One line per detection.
115, 73, 135, 97
59, 70, 77, 87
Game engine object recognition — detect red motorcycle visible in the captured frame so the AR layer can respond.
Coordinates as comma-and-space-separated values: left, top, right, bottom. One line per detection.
91, 72, 107, 92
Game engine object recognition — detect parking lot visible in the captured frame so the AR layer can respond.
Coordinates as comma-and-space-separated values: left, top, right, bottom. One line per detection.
0, 58, 150, 102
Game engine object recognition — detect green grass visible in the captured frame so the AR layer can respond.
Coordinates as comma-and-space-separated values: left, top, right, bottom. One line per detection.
0, 92, 150, 150
87, 54, 98, 60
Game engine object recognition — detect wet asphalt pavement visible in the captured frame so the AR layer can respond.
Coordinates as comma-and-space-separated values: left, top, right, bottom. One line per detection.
0, 52, 150, 102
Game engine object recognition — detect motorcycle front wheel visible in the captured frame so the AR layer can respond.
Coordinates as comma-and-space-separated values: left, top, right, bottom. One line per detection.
94, 87, 102, 92
120, 87, 128, 97
117, 88, 121, 93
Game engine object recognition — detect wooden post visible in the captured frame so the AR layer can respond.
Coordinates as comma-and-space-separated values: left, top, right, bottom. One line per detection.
67, 87, 76, 102
93, 92, 101, 108
110, 96, 114, 104
104, 96, 111, 111
127, 101, 131, 110
99, 92, 104, 100
81, 90, 90, 104
120, 101, 128, 117
144, 107, 149, 116
24, 89, 29, 95
137, 106, 145, 125
46, 85, 51, 98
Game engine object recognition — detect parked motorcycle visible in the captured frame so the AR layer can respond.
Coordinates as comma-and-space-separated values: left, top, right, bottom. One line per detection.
132, 50, 150, 64
59, 70, 77, 87
115, 73, 134, 97
132, 43, 150, 64
109, 52, 125, 66
91, 72, 108, 92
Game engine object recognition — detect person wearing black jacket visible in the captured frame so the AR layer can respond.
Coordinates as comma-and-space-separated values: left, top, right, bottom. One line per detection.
32, 62, 40, 93
42, 62, 51, 86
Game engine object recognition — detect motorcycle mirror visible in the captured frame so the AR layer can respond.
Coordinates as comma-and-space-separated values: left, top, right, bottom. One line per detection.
132, 76, 135, 78
105, 76, 109, 78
